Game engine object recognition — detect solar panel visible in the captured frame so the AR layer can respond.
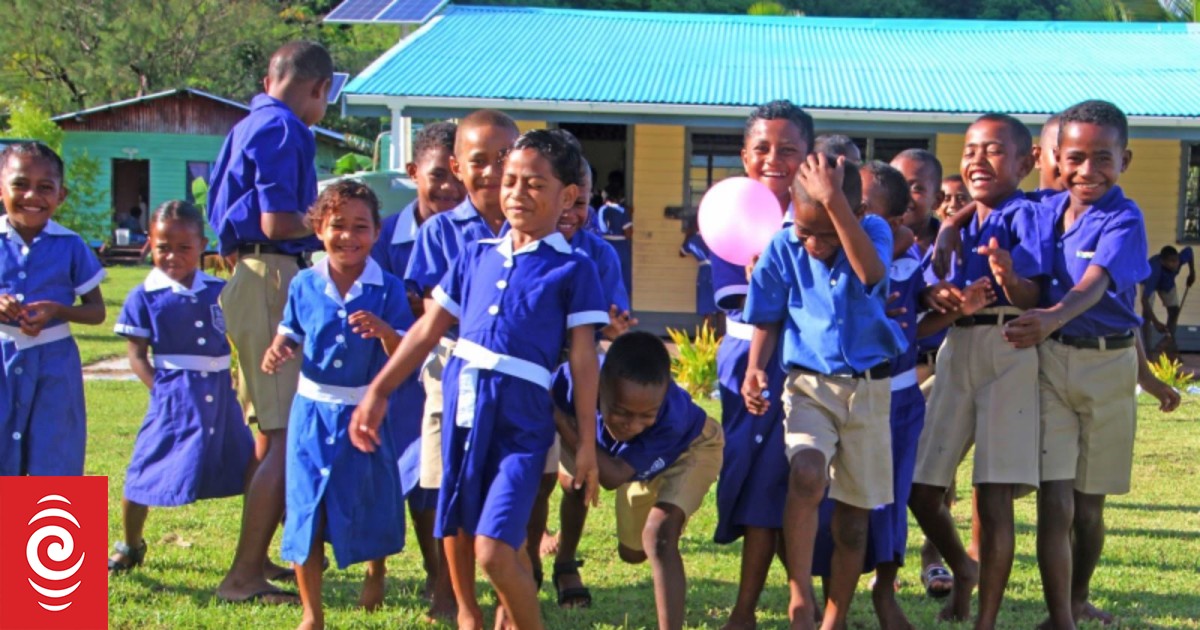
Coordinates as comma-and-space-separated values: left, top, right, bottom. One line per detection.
325, 0, 393, 22
324, 0, 446, 23
374, 0, 448, 23
327, 73, 350, 104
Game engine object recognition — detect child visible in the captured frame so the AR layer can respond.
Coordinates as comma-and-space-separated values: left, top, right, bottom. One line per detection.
1141, 245, 1195, 347
937, 175, 970, 220
813, 134, 863, 165
108, 201, 254, 573
0, 141, 107, 476
263, 180, 414, 628
743, 153, 906, 628
891, 149, 942, 255
908, 113, 1049, 627
679, 220, 719, 333
999, 100, 1180, 630
596, 180, 633, 293
207, 41, 333, 603
351, 130, 609, 630
368, 120, 462, 614
710, 100, 812, 630
1031, 113, 1063, 199
552, 331, 724, 630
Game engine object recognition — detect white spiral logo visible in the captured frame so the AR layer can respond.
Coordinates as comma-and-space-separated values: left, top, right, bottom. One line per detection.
26, 494, 85, 612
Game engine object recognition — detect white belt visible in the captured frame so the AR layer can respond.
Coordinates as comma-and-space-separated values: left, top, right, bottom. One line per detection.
0, 323, 71, 351
698, 260, 711, 267
153, 354, 231, 372
297, 375, 368, 406
453, 339, 553, 429
602, 235, 627, 242
725, 319, 755, 341
891, 368, 918, 392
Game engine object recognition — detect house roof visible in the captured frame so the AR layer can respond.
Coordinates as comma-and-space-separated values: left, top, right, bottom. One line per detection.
52, 88, 350, 143
343, 5, 1200, 125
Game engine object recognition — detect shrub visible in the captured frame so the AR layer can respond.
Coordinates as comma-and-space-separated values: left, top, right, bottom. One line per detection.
1147, 353, 1196, 391
666, 321, 719, 400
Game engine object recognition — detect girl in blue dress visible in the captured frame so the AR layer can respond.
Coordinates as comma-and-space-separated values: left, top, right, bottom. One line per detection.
108, 201, 254, 573
263, 180, 417, 627
1, 142, 107, 477
349, 129, 610, 630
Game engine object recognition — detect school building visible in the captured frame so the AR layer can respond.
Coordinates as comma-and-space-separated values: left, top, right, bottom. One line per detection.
341, 5, 1200, 343
52, 88, 361, 227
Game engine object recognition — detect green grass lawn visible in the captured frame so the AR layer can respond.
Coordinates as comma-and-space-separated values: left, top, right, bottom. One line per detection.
76, 264, 149, 365
92, 377, 1200, 629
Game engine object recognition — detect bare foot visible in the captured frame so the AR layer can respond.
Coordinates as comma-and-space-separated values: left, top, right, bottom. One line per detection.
872, 587, 914, 630
937, 559, 977, 622
719, 612, 757, 630
493, 606, 515, 630
426, 596, 458, 623
456, 607, 485, 630
539, 531, 559, 557
1077, 601, 1115, 626
358, 573, 385, 612
296, 619, 323, 630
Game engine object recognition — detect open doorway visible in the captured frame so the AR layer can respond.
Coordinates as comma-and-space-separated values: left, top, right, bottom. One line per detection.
559, 122, 632, 292
111, 158, 150, 233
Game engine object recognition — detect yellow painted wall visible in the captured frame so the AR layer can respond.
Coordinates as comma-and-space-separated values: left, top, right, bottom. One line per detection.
516, 120, 545, 133
630, 124, 693, 313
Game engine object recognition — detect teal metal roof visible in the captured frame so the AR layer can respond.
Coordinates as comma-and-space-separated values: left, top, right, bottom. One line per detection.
345, 5, 1200, 119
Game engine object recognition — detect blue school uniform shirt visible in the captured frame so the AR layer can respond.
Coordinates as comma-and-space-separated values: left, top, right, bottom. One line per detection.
743, 214, 907, 375
1144, 247, 1193, 294
432, 232, 609, 369
595, 202, 631, 237
405, 198, 506, 296
278, 257, 414, 387
890, 244, 925, 374
568, 229, 630, 312
207, 94, 320, 256
1040, 188, 1150, 337
551, 364, 706, 482
370, 201, 420, 286
943, 192, 1049, 307
115, 268, 232, 359
0, 217, 106, 329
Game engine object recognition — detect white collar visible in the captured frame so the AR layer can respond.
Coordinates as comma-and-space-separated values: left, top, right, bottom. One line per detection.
783, 201, 795, 225
311, 256, 384, 307
493, 232, 573, 259
143, 267, 217, 296
390, 205, 419, 245
0, 216, 74, 244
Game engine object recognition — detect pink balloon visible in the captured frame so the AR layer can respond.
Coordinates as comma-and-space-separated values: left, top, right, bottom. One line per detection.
698, 177, 784, 265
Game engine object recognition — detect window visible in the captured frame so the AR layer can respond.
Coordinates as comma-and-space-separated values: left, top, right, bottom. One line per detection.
687, 133, 744, 211
846, 136, 932, 163
1182, 143, 1200, 243
186, 161, 212, 208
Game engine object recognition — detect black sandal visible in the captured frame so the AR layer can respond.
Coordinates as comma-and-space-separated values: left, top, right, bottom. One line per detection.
108, 539, 147, 574
552, 559, 592, 608
533, 565, 544, 590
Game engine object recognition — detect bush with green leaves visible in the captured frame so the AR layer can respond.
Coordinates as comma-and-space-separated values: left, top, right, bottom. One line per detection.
666, 322, 720, 399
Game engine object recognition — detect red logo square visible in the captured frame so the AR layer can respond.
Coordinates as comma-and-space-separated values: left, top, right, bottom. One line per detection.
0, 477, 108, 630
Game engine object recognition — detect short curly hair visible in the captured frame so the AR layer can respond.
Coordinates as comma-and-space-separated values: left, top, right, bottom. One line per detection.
307, 179, 381, 229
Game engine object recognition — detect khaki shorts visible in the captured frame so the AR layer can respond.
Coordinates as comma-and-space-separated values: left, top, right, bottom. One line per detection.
544, 434, 561, 475
418, 338, 456, 489
782, 369, 893, 509
914, 313, 1041, 489
562, 417, 724, 552
220, 253, 301, 432
1039, 339, 1138, 495
1158, 286, 1180, 309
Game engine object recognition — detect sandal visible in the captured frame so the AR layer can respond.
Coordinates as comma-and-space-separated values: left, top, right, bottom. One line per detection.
533, 565, 544, 590
108, 539, 147, 574
552, 559, 592, 608
921, 563, 953, 599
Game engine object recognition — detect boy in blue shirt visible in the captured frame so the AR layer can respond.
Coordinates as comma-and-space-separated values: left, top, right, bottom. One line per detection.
743, 153, 906, 629
552, 331, 723, 629
206, 40, 332, 605
1001, 100, 1181, 630
909, 113, 1049, 628
1140, 245, 1194, 348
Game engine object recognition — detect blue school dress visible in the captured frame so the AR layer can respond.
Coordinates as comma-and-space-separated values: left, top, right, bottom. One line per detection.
431, 232, 608, 548
369, 202, 433, 508
680, 234, 717, 316
569, 228, 630, 313
0, 218, 105, 476
812, 244, 927, 576
596, 202, 632, 294
710, 250, 788, 544
115, 269, 253, 505
278, 258, 416, 567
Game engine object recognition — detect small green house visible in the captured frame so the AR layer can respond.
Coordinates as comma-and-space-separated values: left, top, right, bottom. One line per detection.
52, 88, 358, 226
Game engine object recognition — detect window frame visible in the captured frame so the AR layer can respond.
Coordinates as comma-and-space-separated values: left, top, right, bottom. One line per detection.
1179, 141, 1200, 244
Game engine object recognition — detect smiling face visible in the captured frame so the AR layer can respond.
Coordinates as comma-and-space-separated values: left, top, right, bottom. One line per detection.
1, 154, 67, 241
452, 124, 519, 215
600, 377, 667, 443
891, 155, 939, 232
961, 119, 1034, 207
938, 178, 969, 219
316, 198, 379, 270
150, 219, 205, 285
409, 146, 465, 221
1036, 119, 1062, 191
1055, 121, 1129, 208
501, 147, 576, 240
742, 118, 808, 205
557, 167, 593, 242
